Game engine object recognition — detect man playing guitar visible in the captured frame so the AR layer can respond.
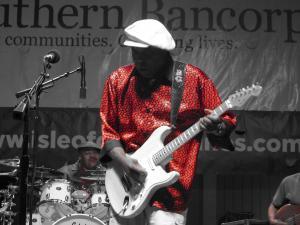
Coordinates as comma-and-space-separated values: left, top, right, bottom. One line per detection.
268, 173, 300, 225
100, 19, 236, 225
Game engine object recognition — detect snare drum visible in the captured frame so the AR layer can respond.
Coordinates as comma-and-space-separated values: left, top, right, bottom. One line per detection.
38, 179, 75, 221
52, 214, 105, 225
85, 192, 109, 221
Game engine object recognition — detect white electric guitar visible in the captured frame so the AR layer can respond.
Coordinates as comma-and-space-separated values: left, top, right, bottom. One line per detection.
105, 84, 262, 218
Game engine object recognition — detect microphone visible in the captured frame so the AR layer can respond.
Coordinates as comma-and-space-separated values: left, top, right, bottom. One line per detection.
79, 55, 86, 99
43, 50, 60, 64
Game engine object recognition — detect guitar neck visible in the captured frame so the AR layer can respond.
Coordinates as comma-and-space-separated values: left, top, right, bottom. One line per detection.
152, 100, 231, 165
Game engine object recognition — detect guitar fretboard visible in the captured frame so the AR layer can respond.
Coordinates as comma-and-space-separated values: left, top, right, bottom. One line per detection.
152, 100, 231, 165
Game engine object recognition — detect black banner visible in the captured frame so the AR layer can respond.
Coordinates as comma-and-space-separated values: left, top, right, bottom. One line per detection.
1, 108, 300, 170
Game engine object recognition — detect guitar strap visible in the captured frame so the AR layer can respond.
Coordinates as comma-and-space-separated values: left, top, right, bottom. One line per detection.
171, 61, 186, 128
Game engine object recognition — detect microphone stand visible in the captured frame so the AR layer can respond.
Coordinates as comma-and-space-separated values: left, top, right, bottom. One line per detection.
13, 61, 51, 225
13, 61, 83, 225
15, 67, 82, 98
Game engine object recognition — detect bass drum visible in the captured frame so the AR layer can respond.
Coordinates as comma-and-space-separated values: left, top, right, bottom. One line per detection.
52, 214, 105, 225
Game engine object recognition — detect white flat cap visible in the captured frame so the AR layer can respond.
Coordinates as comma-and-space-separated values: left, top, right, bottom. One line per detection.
123, 19, 176, 51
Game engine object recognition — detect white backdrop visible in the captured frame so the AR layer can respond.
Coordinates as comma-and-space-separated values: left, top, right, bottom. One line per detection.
0, 0, 299, 110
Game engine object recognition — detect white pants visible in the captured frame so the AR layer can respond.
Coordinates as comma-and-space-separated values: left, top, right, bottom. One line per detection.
109, 207, 188, 225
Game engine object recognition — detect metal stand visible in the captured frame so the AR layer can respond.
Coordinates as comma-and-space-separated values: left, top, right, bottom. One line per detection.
13, 58, 83, 225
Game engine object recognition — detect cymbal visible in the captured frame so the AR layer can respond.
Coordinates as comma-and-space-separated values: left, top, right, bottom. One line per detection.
33, 166, 64, 175
0, 158, 20, 168
79, 175, 105, 181
27, 166, 64, 181
80, 170, 106, 176
0, 158, 62, 176
73, 168, 106, 181
0, 169, 18, 186
28, 171, 64, 180
72, 169, 106, 173
0, 169, 18, 177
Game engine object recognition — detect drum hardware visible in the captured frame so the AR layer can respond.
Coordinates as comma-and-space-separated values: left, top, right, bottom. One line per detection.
0, 159, 111, 224
27, 180, 44, 189
0, 190, 9, 195
26, 212, 53, 225
72, 200, 88, 213
0, 202, 16, 209
0, 211, 17, 217
0, 158, 65, 186
71, 190, 90, 213
0, 184, 18, 225
26, 213, 43, 225
0, 158, 21, 168
0, 169, 18, 177
7, 185, 18, 193
0, 158, 64, 178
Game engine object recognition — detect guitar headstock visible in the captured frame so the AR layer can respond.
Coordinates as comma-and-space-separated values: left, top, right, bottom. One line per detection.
227, 84, 262, 108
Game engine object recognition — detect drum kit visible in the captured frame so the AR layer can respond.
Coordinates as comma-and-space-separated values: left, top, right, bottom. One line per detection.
0, 157, 110, 225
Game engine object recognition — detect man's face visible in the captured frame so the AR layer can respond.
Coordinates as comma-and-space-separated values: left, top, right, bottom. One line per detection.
80, 149, 100, 170
131, 47, 170, 79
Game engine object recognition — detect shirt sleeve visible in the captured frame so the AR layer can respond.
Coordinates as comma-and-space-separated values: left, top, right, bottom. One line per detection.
200, 78, 237, 150
272, 178, 288, 208
99, 75, 123, 151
